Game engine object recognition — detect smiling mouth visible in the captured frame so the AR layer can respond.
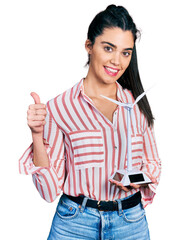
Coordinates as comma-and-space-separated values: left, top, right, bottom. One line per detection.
104, 66, 120, 76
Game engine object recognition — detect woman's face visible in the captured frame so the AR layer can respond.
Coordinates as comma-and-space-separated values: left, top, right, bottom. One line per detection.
85, 27, 134, 85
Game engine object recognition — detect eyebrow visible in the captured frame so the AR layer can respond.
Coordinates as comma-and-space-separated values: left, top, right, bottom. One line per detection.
101, 41, 133, 51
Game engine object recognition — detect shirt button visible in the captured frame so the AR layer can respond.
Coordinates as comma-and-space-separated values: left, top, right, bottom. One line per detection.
114, 146, 117, 149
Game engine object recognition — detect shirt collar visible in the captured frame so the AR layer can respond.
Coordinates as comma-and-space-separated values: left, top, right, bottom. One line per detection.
73, 78, 84, 99
73, 78, 124, 102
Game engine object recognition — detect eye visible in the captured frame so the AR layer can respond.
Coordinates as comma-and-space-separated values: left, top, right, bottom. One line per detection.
104, 46, 113, 52
122, 51, 131, 57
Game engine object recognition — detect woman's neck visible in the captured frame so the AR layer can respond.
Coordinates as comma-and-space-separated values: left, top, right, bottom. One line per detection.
83, 77, 117, 99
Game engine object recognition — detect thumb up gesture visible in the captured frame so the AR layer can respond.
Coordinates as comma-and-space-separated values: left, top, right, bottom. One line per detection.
27, 92, 47, 136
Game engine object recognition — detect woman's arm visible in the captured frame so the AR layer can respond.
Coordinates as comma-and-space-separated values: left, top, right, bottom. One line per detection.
139, 124, 161, 207
27, 92, 49, 167
31, 112, 66, 203
32, 133, 49, 167
19, 93, 66, 202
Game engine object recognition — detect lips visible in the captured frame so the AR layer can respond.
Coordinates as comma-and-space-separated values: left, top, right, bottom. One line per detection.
104, 66, 120, 76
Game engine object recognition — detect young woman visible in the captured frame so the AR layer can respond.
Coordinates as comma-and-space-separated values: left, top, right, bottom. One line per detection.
19, 4, 161, 240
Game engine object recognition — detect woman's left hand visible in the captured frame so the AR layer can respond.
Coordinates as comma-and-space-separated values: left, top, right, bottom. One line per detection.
109, 173, 157, 191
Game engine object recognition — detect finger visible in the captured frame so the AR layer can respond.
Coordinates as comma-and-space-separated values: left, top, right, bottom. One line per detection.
29, 104, 46, 110
27, 114, 46, 121
109, 180, 130, 192
30, 92, 41, 104
150, 178, 157, 184
117, 183, 130, 192
27, 109, 47, 116
35, 109, 47, 115
130, 183, 140, 189
121, 186, 130, 192
109, 179, 116, 184
28, 120, 45, 127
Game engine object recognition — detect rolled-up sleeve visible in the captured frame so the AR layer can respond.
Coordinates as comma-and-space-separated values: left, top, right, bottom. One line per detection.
140, 124, 161, 207
19, 103, 66, 202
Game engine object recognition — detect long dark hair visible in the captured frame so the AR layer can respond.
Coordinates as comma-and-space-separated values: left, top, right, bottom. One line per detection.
86, 4, 154, 127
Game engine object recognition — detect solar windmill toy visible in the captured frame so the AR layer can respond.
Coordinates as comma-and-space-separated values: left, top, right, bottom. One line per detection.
100, 86, 154, 186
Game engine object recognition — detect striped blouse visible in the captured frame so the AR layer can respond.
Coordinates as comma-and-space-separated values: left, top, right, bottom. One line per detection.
19, 78, 161, 207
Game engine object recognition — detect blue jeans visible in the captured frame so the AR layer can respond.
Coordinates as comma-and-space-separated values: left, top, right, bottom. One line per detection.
47, 193, 150, 240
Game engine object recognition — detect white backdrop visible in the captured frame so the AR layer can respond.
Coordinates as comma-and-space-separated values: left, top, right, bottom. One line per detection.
0, 0, 179, 239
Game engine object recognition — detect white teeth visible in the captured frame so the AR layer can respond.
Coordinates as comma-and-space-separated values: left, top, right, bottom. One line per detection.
105, 67, 118, 73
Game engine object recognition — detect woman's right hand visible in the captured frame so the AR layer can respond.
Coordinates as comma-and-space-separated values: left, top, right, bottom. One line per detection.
27, 92, 47, 136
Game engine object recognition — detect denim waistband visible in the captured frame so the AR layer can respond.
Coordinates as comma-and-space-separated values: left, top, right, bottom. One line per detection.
60, 191, 141, 213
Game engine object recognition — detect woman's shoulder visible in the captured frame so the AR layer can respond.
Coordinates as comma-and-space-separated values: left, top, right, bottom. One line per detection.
46, 79, 82, 109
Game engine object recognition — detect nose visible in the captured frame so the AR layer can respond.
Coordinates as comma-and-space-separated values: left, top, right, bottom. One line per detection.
110, 52, 122, 68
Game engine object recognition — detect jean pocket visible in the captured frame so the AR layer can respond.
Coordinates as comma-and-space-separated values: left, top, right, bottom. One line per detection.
131, 134, 143, 169
122, 203, 145, 223
69, 129, 105, 170
56, 199, 80, 220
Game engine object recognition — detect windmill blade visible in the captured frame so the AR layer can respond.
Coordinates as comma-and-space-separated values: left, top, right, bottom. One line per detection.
133, 91, 147, 106
133, 83, 156, 106
100, 95, 128, 107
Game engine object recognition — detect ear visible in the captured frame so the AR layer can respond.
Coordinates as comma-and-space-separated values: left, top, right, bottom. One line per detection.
85, 39, 93, 54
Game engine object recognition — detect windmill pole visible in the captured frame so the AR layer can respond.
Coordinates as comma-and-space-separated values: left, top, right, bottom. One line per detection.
127, 107, 132, 172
